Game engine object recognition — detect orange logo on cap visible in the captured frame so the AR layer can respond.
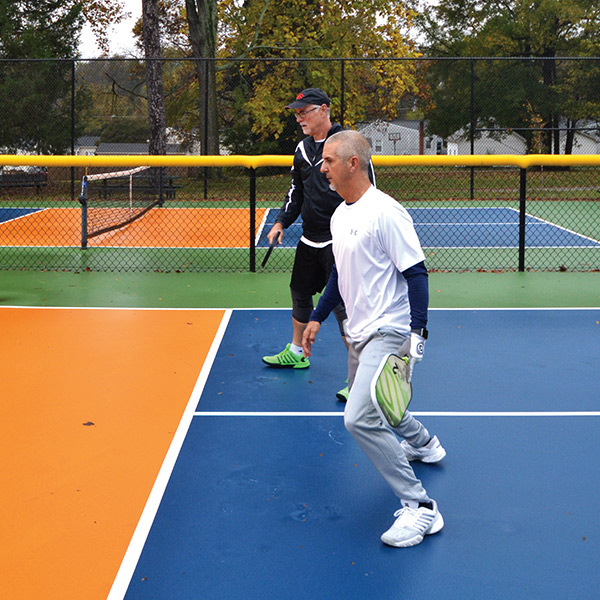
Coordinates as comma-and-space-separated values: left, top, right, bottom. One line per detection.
296, 93, 305, 99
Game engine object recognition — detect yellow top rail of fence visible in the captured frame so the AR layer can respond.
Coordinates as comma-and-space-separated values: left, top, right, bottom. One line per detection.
0, 154, 293, 169
3, 153, 600, 169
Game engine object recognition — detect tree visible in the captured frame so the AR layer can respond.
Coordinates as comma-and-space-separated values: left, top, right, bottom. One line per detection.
79, 0, 424, 156
99, 115, 149, 143
76, 58, 149, 140
0, 0, 83, 152
0, 0, 82, 58
217, 0, 422, 153
408, 0, 600, 153
142, 0, 167, 155
185, 0, 219, 154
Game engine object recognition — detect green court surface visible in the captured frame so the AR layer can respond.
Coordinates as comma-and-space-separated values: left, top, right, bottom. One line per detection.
0, 270, 597, 309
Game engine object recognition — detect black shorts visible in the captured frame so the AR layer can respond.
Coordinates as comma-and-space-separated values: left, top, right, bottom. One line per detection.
290, 240, 335, 297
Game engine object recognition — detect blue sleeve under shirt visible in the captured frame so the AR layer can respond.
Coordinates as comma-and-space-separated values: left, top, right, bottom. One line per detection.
309, 264, 342, 323
309, 261, 429, 330
403, 261, 429, 330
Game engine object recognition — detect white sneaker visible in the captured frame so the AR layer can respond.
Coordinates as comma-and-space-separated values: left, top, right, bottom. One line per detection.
401, 435, 446, 463
381, 500, 444, 547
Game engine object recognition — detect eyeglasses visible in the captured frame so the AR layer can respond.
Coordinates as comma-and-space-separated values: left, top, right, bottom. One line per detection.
295, 106, 320, 120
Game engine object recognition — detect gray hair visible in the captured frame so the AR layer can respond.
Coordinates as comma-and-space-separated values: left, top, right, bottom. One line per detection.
327, 130, 371, 173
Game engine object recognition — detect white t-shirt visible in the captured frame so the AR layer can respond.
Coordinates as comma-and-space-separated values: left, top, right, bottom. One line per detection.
331, 185, 425, 343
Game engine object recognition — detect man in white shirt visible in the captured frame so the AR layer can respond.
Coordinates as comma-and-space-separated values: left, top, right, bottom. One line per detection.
302, 130, 446, 548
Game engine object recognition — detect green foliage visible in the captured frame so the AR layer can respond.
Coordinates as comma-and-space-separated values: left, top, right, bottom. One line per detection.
0, 61, 75, 153
76, 59, 148, 138
410, 0, 600, 153
99, 115, 149, 143
216, 0, 422, 153
0, 0, 82, 59
0, 1, 84, 152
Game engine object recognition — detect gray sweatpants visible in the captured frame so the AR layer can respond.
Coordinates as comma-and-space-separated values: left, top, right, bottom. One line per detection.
345, 327, 432, 503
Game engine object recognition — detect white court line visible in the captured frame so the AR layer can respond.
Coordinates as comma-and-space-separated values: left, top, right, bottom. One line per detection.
194, 411, 600, 417
106, 309, 232, 600
2, 306, 598, 312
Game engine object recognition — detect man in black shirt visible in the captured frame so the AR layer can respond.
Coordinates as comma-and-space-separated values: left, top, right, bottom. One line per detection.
262, 88, 374, 402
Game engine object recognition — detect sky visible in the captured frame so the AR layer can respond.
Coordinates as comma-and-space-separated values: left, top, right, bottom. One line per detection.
78, 0, 142, 58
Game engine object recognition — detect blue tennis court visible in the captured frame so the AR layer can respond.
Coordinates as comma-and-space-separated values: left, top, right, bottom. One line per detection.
107, 307, 600, 600
256, 207, 600, 248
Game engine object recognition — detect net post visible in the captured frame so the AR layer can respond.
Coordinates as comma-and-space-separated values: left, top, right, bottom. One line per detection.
518, 167, 527, 272
249, 167, 256, 272
79, 175, 88, 250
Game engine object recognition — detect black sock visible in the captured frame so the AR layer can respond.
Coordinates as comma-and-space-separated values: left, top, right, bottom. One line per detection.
418, 501, 433, 510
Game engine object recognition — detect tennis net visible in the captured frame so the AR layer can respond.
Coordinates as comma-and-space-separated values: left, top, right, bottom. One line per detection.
79, 166, 165, 248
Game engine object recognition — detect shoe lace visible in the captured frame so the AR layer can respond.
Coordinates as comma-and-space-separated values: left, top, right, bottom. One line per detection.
392, 507, 420, 526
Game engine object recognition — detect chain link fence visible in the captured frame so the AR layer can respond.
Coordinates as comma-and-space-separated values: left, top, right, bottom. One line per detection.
0, 57, 598, 272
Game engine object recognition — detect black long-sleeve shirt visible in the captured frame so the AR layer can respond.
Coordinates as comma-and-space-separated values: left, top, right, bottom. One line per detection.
276, 123, 375, 243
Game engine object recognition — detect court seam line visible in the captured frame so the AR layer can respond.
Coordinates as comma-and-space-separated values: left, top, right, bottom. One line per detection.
193, 411, 600, 417
106, 308, 232, 600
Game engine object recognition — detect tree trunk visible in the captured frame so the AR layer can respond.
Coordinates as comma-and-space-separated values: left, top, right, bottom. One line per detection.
565, 119, 576, 155
541, 46, 557, 154
142, 0, 167, 156
185, 0, 219, 155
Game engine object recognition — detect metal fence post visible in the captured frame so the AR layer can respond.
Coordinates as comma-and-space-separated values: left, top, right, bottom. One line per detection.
250, 167, 256, 272
71, 60, 76, 202
204, 59, 209, 200
470, 58, 475, 201
518, 168, 527, 272
340, 59, 345, 128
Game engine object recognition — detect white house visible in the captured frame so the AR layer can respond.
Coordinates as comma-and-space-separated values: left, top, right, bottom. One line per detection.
74, 128, 202, 156
94, 142, 187, 155
74, 136, 101, 156
446, 127, 527, 155
558, 121, 600, 154
446, 119, 600, 155
356, 120, 446, 155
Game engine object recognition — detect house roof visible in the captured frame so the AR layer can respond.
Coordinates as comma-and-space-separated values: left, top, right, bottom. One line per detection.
357, 119, 423, 132
76, 136, 101, 147
94, 142, 186, 155
447, 127, 526, 143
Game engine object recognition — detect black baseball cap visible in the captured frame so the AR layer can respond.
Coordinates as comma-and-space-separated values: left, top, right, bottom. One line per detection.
286, 88, 330, 109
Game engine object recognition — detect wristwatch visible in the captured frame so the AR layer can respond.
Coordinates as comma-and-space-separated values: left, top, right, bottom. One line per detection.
411, 327, 429, 339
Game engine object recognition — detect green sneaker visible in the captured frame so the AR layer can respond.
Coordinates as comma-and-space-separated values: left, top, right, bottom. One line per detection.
262, 343, 310, 369
336, 382, 349, 402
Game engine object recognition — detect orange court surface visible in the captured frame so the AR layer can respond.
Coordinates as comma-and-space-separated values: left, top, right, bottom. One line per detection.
0, 306, 226, 599
0, 207, 268, 247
